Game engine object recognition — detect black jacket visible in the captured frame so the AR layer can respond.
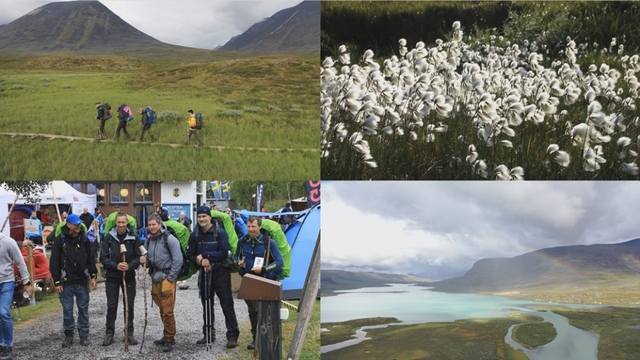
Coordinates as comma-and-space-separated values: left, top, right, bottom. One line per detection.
97, 105, 104, 120
79, 212, 94, 230
100, 226, 142, 281
49, 225, 97, 286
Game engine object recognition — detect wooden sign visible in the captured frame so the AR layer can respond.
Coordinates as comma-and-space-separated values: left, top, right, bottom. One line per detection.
237, 273, 281, 301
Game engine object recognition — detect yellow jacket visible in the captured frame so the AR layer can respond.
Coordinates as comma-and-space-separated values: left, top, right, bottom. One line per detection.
187, 115, 197, 130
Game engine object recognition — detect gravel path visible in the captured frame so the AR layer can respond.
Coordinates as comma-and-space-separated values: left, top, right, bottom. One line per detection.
13, 270, 251, 359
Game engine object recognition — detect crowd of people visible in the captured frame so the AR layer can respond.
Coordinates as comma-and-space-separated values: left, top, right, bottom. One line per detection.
3, 203, 287, 358
94, 103, 205, 146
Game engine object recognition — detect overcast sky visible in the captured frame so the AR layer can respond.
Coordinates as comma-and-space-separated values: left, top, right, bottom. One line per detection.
323, 181, 640, 280
0, 0, 303, 49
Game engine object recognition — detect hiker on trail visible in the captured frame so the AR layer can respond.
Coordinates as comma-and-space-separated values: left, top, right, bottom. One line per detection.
186, 109, 204, 147
234, 215, 284, 350
0, 232, 34, 360
145, 213, 182, 353
99, 212, 143, 347
116, 105, 133, 141
139, 107, 156, 142
187, 206, 239, 349
49, 214, 98, 348
177, 211, 192, 232
95, 102, 107, 140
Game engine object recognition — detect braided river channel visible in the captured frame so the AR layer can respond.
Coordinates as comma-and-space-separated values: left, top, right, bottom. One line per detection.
321, 284, 600, 360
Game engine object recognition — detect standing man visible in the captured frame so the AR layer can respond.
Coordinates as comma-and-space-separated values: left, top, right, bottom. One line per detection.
235, 216, 284, 350
186, 109, 203, 147
0, 233, 34, 360
177, 211, 192, 232
49, 214, 98, 347
79, 207, 94, 231
116, 105, 132, 141
187, 206, 239, 349
99, 212, 143, 346
145, 213, 182, 353
95, 102, 106, 140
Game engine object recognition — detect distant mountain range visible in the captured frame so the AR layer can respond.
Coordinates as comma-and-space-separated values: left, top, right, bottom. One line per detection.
432, 238, 640, 293
322, 269, 434, 294
219, 1, 319, 53
0, 1, 318, 56
324, 239, 640, 294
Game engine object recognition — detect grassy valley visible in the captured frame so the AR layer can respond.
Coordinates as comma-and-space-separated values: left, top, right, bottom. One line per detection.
0, 52, 319, 180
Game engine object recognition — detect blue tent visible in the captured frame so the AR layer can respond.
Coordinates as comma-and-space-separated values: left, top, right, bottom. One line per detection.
281, 204, 320, 300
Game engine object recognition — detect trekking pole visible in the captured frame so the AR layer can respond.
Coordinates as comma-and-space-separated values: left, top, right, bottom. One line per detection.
138, 245, 148, 354
204, 266, 211, 351
120, 244, 129, 352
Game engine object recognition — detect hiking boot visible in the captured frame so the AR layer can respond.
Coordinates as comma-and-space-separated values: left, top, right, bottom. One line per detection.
196, 335, 215, 344
102, 334, 114, 346
61, 334, 73, 347
161, 342, 173, 353
154, 338, 167, 346
80, 337, 89, 346
226, 338, 238, 348
247, 340, 256, 350
127, 336, 139, 345
0, 345, 13, 360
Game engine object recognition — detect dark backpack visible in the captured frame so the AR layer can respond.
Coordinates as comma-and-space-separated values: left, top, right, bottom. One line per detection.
145, 107, 157, 124
102, 103, 112, 120
195, 113, 203, 130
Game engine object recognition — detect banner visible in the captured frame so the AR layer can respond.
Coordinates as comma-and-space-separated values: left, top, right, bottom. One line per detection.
254, 182, 265, 212
306, 181, 321, 208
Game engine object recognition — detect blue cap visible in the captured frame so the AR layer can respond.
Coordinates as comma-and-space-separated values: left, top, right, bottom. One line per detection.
66, 213, 82, 225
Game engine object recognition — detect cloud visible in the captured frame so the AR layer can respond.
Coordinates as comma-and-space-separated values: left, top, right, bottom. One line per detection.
0, 0, 303, 49
323, 181, 640, 279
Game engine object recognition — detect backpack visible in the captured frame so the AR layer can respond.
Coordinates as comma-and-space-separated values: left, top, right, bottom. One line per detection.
120, 104, 134, 122
193, 218, 232, 269
163, 219, 197, 281
103, 212, 137, 234
195, 113, 203, 130
102, 103, 112, 120
145, 107, 156, 124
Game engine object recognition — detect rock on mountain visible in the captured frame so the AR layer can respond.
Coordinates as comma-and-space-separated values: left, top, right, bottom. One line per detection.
219, 0, 319, 53
0, 1, 185, 55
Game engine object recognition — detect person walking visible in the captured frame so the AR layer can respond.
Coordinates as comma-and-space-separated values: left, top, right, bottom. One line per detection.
95, 102, 107, 140
49, 214, 98, 347
116, 105, 133, 141
235, 215, 284, 350
99, 212, 143, 346
139, 107, 156, 142
0, 232, 34, 360
187, 206, 239, 349
145, 213, 182, 353
186, 109, 203, 147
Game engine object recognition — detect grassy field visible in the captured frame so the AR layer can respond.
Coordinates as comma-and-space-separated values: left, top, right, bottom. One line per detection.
321, 2, 640, 180
322, 312, 540, 360
511, 321, 557, 348
0, 53, 319, 180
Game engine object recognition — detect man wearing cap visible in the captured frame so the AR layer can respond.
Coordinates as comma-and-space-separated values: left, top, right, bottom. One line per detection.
99, 212, 144, 346
187, 206, 239, 348
49, 214, 98, 347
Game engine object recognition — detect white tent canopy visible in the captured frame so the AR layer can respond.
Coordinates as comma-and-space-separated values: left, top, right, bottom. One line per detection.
0, 181, 96, 237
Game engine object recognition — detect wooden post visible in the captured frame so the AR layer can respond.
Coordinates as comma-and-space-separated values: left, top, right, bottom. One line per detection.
238, 274, 282, 360
286, 231, 320, 360
26, 240, 36, 305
